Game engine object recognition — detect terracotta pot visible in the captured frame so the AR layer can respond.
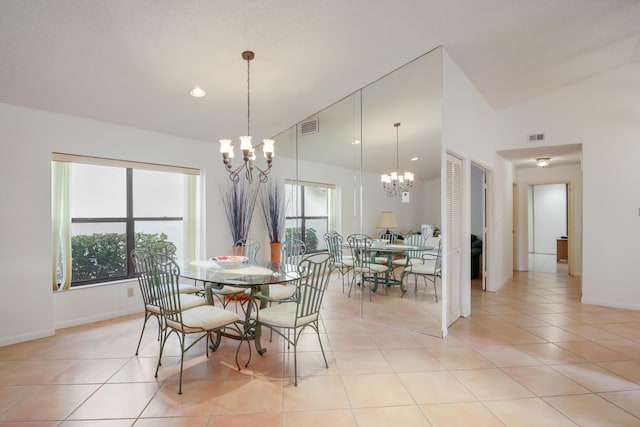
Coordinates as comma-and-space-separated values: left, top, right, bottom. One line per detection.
232, 245, 244, 256
270, 242, 282, 263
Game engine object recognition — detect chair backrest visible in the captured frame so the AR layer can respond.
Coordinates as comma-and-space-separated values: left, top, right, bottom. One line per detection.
323, 231, 345, 263
404, 233, 426, 259
433, 238, 443, 274
380, 232, 399, 244
152, 253, 185, 322
131, 248, 161, 307
234, 238, 260, 263
281, 238, 306, 268
137, 240, 177, 259
346, 233, 373, 267
294, 252, 334, 320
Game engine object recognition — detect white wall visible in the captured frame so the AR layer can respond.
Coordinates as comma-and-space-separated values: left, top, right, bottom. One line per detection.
497, 63, 640, 309
0, 102, 231, 345
442, 49, 513, 323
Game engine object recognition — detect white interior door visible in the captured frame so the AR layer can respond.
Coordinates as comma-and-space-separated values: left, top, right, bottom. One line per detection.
445, 152, 462, 328
482, 171, 487, 291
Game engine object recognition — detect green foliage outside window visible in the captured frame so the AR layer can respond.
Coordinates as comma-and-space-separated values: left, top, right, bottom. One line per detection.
71, 232, 170, 282
285, 227, 318, 252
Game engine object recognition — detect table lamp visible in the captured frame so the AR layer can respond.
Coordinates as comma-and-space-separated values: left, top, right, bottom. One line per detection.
376, 211, 398, 234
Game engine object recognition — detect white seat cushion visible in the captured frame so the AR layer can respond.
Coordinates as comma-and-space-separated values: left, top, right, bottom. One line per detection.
392, 257, 410, 266
353, 263, 388, 273
249, 302, 317, 328
263, 285, 297, 300
211, 285, 246, 296
166, 305, 240, 333
155, 293, 206, 311
405, 259, 439, 275
178, 283, 200, 294
246, 284, 297, 300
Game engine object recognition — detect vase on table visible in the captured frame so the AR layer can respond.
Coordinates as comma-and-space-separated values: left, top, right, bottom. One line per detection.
270, 242, 281, 263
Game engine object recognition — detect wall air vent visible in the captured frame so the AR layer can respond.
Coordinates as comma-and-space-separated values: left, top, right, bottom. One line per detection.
300, 118, 319, 136
528, 133, 545, 143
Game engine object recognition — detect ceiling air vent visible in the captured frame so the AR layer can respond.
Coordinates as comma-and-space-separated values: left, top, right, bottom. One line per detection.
300, 118, 319, 136
528, 133, 545, 143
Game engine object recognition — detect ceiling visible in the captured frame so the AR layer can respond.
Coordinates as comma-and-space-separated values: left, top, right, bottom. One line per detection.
1, 0, 639, 167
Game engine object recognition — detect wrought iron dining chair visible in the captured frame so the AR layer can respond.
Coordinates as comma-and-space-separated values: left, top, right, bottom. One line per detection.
391, 233, 427, 271
400, 238, 442, 301
153, 253, 241, 394
347, 234, 390, 301
131, 248, 206, 356
136, 240, 200, 294
210, 238, 262, 309
270, 238, 306, 300
233, 238, 260, 262
323, 231, 353, 292
243, 252, 334, 386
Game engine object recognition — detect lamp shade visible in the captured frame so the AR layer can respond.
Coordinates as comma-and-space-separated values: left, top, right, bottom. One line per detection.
376, 211, 398, 229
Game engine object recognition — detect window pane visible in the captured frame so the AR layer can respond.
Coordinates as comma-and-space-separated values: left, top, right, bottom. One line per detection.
304, 186, 329, 216
135, 220, 184, 258
286, 184, 301, 217
71, 164, 126, 217
133, 169, 184, 217
303, 219, 328, 252
71, 222, 127, 282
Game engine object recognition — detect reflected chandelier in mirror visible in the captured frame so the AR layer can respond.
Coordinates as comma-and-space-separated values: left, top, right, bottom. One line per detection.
381, 122, 414, 197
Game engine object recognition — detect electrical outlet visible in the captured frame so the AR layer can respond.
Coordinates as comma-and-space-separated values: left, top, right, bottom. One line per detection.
127, 287, 134, 297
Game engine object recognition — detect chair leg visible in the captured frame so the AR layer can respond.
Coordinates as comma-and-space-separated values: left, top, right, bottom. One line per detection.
177, 333, 186, 395
135, 311, 152, 356
433, 276, 439, 302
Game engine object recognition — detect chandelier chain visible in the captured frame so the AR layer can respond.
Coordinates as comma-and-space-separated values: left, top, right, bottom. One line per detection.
246, 55, 251, 137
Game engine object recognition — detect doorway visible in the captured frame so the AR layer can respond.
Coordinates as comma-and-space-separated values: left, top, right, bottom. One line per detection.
470, 163, 490, 291
528, 183, 569, 274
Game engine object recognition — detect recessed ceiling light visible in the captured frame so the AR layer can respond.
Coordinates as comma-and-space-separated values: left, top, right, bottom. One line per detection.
410, 157, 419, 161
352, 140, 361, 145
190, 87, 206, 98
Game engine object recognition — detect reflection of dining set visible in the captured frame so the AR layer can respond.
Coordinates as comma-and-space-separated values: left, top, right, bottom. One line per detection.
324, 230, 443, 302
131, 239, 334, 394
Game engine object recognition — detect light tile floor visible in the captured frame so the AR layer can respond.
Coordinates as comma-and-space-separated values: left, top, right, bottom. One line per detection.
1, 270, 639, 426
529, 253, 568, 275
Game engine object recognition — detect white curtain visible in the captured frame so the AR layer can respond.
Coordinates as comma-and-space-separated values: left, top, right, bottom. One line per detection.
51, 161, 72, 291
183, 174, 199, 260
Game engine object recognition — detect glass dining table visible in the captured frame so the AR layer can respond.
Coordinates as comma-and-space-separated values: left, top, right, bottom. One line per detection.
176, 259, 302, 362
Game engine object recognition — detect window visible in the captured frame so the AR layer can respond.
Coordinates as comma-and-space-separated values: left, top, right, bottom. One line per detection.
285, 181, 335, 253
52, 155, 199, 288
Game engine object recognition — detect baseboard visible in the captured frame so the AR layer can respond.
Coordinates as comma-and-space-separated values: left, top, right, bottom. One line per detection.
0, 328, 55, 347
581, 297, 640, 311
54, 307, 141, 330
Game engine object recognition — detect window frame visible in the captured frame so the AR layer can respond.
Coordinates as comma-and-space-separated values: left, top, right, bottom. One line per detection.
52, 153, 199, 288
285, 180, 335, 253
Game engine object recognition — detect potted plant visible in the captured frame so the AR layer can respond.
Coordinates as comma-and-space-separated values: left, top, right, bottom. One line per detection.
220, 179, 260, 254
259, 180, 288, 262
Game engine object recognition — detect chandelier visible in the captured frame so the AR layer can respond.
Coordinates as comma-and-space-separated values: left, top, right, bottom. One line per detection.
381, 122, 414, 197
219, 51, 275, 184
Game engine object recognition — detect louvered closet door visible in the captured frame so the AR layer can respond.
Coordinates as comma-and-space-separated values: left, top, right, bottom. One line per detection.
445, 153, 463, 327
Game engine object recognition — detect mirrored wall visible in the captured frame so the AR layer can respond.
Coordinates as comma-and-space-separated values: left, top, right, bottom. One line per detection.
274, 47, 443, 337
